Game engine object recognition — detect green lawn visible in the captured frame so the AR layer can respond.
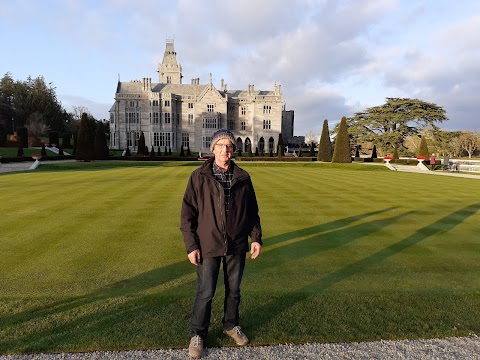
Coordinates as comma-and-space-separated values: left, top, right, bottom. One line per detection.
0, 162, 479, 354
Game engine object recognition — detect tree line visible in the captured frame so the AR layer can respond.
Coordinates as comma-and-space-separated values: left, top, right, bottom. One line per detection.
309, 98, 478, 159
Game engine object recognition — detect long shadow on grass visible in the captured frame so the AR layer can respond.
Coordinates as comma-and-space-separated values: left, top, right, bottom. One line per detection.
241, 203, 480, 344
0, 260, 195, 352
0, 209, 394, 353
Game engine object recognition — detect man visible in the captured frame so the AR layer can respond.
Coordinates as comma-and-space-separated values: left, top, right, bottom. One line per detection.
180, 129, 262, 359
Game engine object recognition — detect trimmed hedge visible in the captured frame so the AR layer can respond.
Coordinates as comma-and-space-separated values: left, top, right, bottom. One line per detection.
236, 156, 317, 162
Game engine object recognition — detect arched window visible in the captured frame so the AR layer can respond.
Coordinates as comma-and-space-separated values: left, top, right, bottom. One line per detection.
259, 137, 265, 153
268, 137, 275, 152
245, 137, 251, 153
236, 137, 243, 152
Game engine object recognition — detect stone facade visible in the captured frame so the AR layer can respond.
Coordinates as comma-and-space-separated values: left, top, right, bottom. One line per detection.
109, 39, 295, 153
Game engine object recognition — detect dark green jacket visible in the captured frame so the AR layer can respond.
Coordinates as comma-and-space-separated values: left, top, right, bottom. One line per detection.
180, 158, 262, 258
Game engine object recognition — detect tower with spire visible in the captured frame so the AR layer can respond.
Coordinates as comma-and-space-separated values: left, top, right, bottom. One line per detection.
158, 38, 182, 84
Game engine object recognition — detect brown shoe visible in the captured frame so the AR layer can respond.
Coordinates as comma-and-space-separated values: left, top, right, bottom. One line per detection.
224, 326, 249, 346
188, 335, 203, 359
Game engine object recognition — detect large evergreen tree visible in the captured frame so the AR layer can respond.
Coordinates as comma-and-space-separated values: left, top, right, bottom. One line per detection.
318, 119, 333, 162
338, 98, 447, 153
75, 113, 96, 161
94, 121, 109, 160
332, 117, 352, 163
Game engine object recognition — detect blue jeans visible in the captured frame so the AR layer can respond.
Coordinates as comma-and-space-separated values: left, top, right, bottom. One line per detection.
191, 254, 246, 338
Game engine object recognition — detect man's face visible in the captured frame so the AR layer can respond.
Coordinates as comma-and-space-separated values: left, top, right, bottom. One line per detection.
213, 139, 234, 164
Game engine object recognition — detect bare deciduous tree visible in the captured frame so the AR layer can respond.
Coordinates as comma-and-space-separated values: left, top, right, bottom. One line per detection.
304, 130, 319, 145
25, 112, 50, 137
456, 131, 478, 158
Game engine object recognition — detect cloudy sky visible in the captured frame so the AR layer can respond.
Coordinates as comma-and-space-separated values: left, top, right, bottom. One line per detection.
1, 0, 479, 135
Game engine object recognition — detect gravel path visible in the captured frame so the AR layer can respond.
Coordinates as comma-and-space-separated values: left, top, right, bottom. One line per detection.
1, 337, 479, 360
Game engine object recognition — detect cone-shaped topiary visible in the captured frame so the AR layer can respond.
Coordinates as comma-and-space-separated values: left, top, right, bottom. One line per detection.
125, 146, 131, 156
355, 146, 360, 158
17, 146, 24, 157
332, 116, 351, 163
269, 148, 273, 157
137, 132, 146, 156
41, 144, 47, 157
180, 146, 185, 157
277, 133, 285, 156
371, 144, 377, 158
150, 146, 155, 157
418, 136, 429, 158
309, 142, 315, 156
94, 122, 109, 160
255, 147, 259, 156
318, 119, 332, 162
58, 144, 64, 156
169, 147, 172, 155
186, 144, 191, 156
76, 113, 96, 161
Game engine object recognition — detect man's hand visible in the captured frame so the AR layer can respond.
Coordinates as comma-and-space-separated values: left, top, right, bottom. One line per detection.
188, 249, 201, 266
250, 242, 262, 259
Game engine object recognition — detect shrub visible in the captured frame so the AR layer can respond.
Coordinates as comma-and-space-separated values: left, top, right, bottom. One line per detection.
150, 146, 155, 157
41, 144, 47, 157
186, 144, 191, 157
180, 146, 185, 157
332, 116, 351, 163
157, 147, 162, 156
371, 144, 378, 158
255, 147, 259, 156
17, 146, 24, 157
58, 144, 64, 156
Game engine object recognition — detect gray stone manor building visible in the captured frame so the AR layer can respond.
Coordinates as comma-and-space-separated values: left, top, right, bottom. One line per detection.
109, 39, 295, 153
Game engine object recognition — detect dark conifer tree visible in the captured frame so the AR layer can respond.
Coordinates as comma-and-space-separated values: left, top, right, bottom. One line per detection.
309, 142, 315, 156
277, 133, 284, 156
157, 147, 162, 156
16, 126, 28, 148
75, 113, 96, 161
150, 146, 155, 157
186, 144, 191, 156
255, 147, 259, 156
125, 146, 131, 156
94, 121, 109, 160
41, 143, 47, 157
332, 116, 351, 163
318, 119, 333, 162
137, 132, 146, 156
58, 144, 64, 156
371, 144, 377, 158
180, 146, 185, 157
17, 145, 24, 157
0, 124, 6, 147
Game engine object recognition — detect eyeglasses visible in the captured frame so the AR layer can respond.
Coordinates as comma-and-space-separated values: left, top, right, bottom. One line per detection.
215, 143, 233, 150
